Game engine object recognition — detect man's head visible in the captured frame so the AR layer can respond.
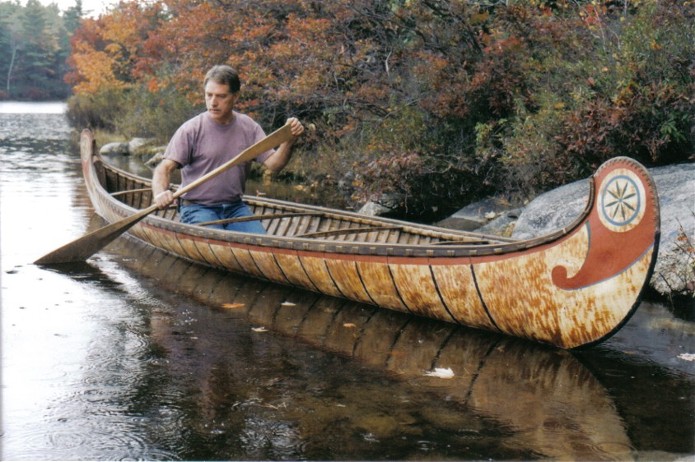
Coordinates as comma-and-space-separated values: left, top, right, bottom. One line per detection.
204, 65, 241, 93
204, 65, 240, 125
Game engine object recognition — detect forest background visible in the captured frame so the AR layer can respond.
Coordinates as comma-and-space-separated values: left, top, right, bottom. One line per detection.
1, 0, 693, 220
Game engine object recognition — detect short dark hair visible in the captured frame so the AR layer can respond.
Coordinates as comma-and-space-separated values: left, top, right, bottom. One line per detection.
204, 65, 241, 93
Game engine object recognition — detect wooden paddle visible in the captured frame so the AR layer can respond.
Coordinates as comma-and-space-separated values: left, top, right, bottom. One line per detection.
34, 122, 295, 265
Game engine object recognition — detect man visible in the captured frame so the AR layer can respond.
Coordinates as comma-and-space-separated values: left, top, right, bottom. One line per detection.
152, 64, 304, 233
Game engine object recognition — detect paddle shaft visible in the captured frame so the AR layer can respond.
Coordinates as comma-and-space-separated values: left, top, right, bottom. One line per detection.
34, 123, 294, 265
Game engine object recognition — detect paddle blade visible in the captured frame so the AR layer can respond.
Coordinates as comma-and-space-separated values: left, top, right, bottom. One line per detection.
34, 207, 153, 265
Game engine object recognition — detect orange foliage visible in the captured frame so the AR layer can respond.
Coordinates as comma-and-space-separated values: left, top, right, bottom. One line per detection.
67, 1, 163, 94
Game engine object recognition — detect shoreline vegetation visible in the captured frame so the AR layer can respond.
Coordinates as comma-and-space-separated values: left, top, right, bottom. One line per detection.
2, 0, 693, 297
2, 0, 691, 220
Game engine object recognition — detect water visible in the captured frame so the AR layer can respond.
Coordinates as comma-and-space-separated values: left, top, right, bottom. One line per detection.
1, 102, 693, 460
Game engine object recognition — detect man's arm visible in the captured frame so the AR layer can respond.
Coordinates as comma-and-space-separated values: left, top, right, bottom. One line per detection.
262, 117, 304, 172
152, 159, 180, 209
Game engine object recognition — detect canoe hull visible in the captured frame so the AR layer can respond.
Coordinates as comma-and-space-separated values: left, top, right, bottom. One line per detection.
81, 130, 659, 348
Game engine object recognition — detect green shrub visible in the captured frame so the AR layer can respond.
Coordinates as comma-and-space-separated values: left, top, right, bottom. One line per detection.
353, 105, 497, 220
115, 86, 201, 142
472, 0, 693, 201
65, 89, 126, 131
555, 0, 693, 169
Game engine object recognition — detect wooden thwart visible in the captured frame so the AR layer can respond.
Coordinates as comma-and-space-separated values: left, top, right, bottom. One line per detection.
196, 212, 316, 227
111, 187, 152, 197
297, 225, 402, 239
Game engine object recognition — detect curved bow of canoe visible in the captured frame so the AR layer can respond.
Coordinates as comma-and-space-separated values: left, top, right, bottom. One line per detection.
80, 129, 660, 348
472, 157, 660, 348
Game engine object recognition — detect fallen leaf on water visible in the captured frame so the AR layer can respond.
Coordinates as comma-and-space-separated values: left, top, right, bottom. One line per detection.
221, 303, 245, 310
424, 367, 455, 379
252, 327, 268, 333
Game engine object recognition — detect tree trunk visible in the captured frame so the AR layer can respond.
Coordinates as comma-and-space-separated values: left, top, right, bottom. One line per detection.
7, 37, 17, 96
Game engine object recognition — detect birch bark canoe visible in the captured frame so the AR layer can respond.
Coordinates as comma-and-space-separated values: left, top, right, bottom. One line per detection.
78, 128, 660, 348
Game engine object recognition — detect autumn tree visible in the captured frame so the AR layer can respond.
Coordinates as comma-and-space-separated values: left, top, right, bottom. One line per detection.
66, 1, 165, 94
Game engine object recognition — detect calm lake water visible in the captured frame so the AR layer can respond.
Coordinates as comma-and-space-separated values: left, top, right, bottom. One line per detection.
1, 102, 693, 460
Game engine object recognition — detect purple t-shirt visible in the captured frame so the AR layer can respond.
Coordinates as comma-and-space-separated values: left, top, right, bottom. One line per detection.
164, 111, 274, 205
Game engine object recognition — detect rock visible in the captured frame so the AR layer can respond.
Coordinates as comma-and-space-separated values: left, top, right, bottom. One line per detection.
99, 138, 161, 157
511, 180, 590, 238
99, 142, 129, 155
437, 197, 518, 231
144, 151, 165, 167
358, 201, 394, 217
358, 193, 403, 217
648, 164, 695, 295
475, 207, 523, 237
128, 137, 157, 155
512, 163, 695, 296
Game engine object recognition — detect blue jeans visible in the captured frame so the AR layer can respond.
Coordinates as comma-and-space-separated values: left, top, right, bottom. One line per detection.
180, 201, 266, 234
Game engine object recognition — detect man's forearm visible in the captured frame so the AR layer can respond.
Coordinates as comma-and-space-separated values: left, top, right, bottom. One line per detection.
152, 168, 170, 196
151, 160, 178, 208
263, 141, 295, 172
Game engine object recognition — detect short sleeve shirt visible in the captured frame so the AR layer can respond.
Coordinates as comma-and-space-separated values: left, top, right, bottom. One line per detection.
163, 112, 274, 205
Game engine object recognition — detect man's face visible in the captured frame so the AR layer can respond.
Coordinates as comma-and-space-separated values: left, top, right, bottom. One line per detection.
205, 80, 238, 124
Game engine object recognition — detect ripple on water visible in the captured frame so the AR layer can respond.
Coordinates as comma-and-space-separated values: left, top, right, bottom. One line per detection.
30, 401, 184, 461
239, 416, 306, 460
51, 419, 179, 461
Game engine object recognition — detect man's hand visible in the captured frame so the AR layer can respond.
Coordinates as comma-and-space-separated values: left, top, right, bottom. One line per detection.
153, 189, 175, 209
287, 117, 304, 139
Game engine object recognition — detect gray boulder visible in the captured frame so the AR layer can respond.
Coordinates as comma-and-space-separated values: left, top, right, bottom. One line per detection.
99, 138, 161, 157
512, 179, 590, 238
144, 151, 165, 167
128, 137, 157, 155
437, 197, 517, 231
475, 207, 523, 237
99, 141, 129, 155
512, 163, 695, 296
359, 200, 395, 217
358, 193, 403, 217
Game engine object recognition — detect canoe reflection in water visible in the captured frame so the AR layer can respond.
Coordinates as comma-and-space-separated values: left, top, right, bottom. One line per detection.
96, 227, 635, 461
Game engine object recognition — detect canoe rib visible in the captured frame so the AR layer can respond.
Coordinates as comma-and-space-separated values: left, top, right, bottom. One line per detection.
79, 129, 660, 348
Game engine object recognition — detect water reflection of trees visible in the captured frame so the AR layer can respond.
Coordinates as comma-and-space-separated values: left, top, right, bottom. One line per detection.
95, 230, 691, 459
